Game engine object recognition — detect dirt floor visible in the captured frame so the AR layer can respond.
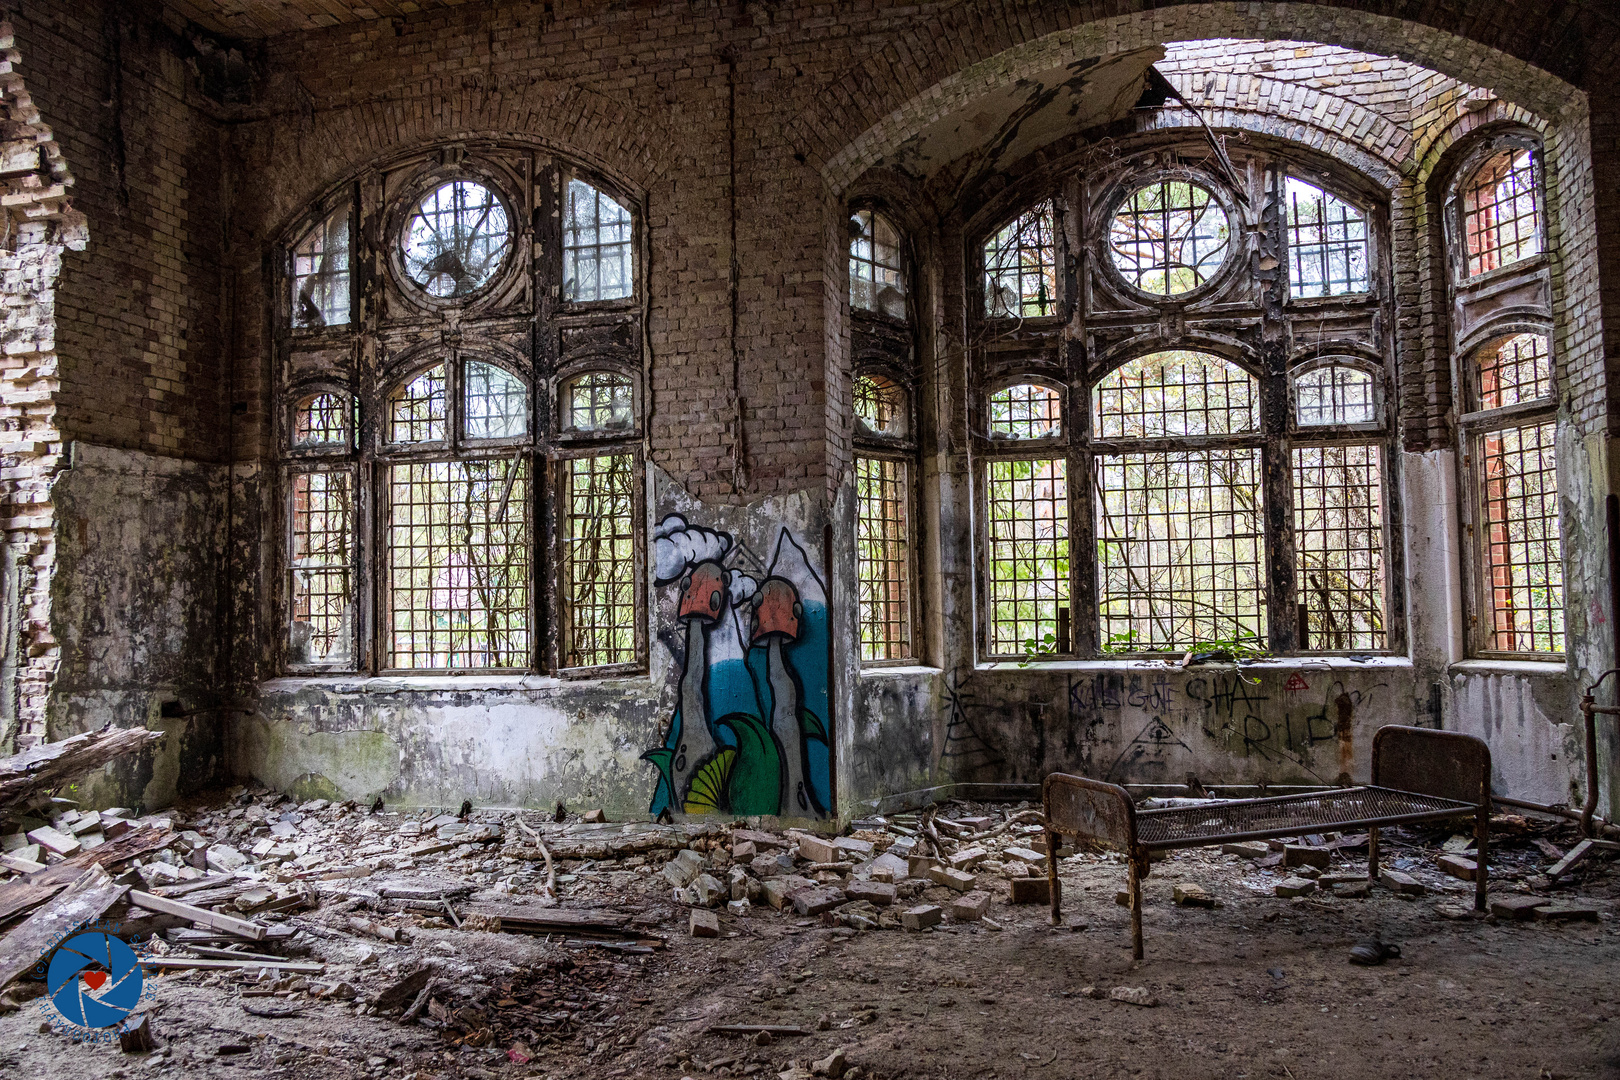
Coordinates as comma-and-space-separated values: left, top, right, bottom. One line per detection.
2, 798, 1617, 1080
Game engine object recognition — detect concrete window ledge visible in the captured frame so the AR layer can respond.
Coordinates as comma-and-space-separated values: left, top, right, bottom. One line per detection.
975, 656, 1415, 674
1448, 659, 1568, 677
258, 673, 651, 696
859, 665, 945, 678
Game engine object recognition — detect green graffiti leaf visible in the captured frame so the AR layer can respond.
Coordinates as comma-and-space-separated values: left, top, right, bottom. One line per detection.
716, 712, 783, 816
641, 745, 675, 794
684, 749, 735, 814
800, 709, 827, 744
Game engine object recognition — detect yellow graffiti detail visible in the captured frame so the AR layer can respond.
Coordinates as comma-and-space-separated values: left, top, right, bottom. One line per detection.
683, 749, 735, 814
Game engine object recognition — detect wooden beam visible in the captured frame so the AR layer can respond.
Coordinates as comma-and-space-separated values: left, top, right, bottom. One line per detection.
139, 957, 324, 974
126, 890, 268, 941
0, 864, 127, 988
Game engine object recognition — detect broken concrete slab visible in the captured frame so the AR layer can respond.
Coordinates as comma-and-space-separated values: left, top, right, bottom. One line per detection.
946, 846, 988, 870
1274, 877, 1317, 898
795, 835, 840, 864
950, 891, 991, 921
1109, 986, 1158, 1007
1437, 854, 1477, 881
763, 875, 817, 911
1490, 895, 1547, 921
1282, 846, 1329, 870
791, 887, 846, 916
1533, 901, 1601, 923
844, 880, 896, 907
1379, 869, 1425, 896
663, 849, 704, 888
900, 904, 942, 930
1221, 841, 1270, 859
25, 826, 79, 857
928, 865, 976, 893
1173, 883, 1216, 908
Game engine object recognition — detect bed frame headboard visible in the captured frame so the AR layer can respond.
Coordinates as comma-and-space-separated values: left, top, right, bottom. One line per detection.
1372, 725, 1491, 807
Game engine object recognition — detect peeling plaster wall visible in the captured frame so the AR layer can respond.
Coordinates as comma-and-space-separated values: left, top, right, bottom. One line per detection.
48, 442, 228, 810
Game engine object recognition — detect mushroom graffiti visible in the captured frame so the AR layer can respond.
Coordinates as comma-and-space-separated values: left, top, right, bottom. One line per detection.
644, 515, 831, 818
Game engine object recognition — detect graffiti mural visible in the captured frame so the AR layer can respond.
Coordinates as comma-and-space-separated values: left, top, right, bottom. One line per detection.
642, 515, 832, 818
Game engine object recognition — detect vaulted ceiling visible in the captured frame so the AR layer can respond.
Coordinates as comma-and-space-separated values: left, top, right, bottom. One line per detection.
163, 0, 469, 38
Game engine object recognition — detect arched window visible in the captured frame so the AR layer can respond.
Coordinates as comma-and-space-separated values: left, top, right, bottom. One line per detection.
563, 179, 634, 302
983, 203, 1057, 318
1294, 363, 1377, 426
849, 210, 906, 319
854, 373, 912, 662
293, 392, 350, 449
278, 150, 645, 675
1283, 179, 1369, 298
1464, 332, 1561, 654
1289, 361, 1387, 651
563, 371, 634, 433
987, 382, 1062, 440
1092, 353, 1262, 651
1462, 148, 1541, 276
291, 204, 350, 330
1108, 179, 1231, 296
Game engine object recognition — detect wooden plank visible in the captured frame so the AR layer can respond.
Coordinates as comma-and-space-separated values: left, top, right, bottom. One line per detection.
0, 865, 127, 989
460, 905, 631, 931
139, 957, 323, 974
152, 874, 238, 899
1548, 838, 1594, 879
0, 727, 164, 817
0, 879, 62, 925
126, 890, 268, 941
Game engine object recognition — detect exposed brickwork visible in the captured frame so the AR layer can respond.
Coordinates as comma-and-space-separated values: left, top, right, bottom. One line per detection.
0, 21, 86, 747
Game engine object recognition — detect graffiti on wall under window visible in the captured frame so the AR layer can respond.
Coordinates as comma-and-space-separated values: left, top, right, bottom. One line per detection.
643, 515, 831, 818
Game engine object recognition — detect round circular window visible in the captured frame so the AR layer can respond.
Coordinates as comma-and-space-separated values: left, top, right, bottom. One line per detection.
1108, 177, 1232, 297
400, 180, 513, 299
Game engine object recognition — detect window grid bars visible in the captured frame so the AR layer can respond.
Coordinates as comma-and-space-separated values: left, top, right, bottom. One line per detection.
1463, 149, 1542, 276
464, 361, 528, 440
1095, 449, 1266, 652
1477, 333, 1553, 411
290, 470, 354, 666
856, 457, 911, 661
988, 383, 1062, 440
1094, 352, 1258, 439
849, 210, 906, 318
295, 393, 348, 448
568, 372, 634, 432
1293, 444, 1386, 651
854, 375, 905, 435
391, 366, 447, 444
292, 207, 351, 330
986, 458, 1069, 654
1109, 180, 1231, 296
386, 458, 531, 670
1284, 179, 1369, 298
563, 180, 634, 302
984, 204, 1057, 318
1296, 365, 1377, 427
563, 453, 638, 668
1479, 421, 1563, 654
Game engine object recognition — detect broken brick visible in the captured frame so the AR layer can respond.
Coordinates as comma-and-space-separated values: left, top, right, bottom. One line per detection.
1009, 876, 1049, 904
900, 905, 942, 931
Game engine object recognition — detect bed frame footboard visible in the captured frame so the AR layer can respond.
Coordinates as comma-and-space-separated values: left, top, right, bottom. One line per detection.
1042, 773, 1150, 957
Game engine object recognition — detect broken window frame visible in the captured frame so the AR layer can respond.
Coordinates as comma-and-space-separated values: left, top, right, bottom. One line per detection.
1445, 133, 1546, 287
276, 149, 649, 679
981, 200, 1063, 321
1457, 326, 1564, 659
288, 200, 354, 333
848, 208, 908, 322
1103, 171, 1237, 301
1281, 176, 1372, 300
393, 173, 518, 305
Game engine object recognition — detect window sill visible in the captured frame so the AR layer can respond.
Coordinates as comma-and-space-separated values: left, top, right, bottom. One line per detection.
1448, 658, 1567, 678
976, 656, 1414, 673
859, 664, 943, 678
260, 671, 653, 695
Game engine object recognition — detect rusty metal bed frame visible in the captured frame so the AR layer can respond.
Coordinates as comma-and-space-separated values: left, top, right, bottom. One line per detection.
1042, 725, 1491, 959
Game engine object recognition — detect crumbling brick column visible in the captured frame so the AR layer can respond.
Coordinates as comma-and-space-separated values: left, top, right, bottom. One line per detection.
0, 22, 85, 750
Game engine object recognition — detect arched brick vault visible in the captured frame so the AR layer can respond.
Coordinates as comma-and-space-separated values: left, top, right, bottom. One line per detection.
232, 78, 668, 245
802, 3, 1597, 195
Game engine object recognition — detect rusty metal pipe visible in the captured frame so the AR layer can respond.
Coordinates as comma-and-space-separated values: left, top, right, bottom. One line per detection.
1493, 793, 1620, 839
